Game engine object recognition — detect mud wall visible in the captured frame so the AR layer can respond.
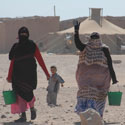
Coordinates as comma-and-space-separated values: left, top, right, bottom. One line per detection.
0, 16, 60, 53
0, 23, 5, 53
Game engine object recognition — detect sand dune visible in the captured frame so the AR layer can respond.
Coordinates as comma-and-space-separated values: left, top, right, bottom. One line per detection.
58, 18, 125, 34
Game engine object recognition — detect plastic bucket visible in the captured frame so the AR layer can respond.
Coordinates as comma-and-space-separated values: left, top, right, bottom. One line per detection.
108, 91, 122, 106
3, 90, 16, 105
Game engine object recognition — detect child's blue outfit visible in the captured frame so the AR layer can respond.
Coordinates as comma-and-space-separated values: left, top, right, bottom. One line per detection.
47, 73, 64, 105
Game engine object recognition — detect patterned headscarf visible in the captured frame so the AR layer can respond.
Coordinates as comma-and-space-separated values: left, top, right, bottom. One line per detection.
78, 37, 108, 67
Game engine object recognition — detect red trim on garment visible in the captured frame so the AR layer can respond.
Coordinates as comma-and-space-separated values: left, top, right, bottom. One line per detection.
7, 45, 50, 81
34, 45, 50, 78
7, 59, 14, 81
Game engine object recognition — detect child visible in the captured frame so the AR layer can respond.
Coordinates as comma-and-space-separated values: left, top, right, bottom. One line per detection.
47, 66, 64, 106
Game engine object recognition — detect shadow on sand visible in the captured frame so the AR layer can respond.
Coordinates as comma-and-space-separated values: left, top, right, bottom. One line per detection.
106, 122, 121, 125
2, 121, 34, 125
74, 122, 81, 125
74, 122, 121, 125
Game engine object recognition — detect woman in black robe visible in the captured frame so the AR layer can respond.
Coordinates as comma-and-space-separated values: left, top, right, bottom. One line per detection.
7, 27, 50, 122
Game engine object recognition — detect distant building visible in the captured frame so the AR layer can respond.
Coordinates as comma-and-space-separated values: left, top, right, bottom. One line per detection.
0, 16, 60, 53
49, 8, 125, 54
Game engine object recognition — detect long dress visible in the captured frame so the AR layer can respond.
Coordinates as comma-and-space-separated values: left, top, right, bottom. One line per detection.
74, 31, 118, 117
7, 40, 50, 114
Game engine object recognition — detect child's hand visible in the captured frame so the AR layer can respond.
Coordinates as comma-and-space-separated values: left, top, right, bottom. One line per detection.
61, 84, 64, 87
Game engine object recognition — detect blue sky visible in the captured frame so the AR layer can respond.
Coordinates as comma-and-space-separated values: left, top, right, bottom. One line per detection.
0, 0, 125, 20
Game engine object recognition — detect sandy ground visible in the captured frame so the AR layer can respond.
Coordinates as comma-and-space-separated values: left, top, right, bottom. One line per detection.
0, 53, 125, 125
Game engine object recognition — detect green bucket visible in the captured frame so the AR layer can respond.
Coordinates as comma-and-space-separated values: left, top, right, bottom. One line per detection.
3, 90, 16, 105
108, 91, 122, 106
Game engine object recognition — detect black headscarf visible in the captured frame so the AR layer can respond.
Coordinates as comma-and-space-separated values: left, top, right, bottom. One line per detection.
9, 26, 36, 60
18, 27, 29, 42
90, 32, 100, 39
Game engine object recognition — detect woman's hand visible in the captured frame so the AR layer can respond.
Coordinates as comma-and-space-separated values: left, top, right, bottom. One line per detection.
47, 76, 50, 80
74, 20, 81, 32
112, 80, 118, 85
6, 77, 11, 83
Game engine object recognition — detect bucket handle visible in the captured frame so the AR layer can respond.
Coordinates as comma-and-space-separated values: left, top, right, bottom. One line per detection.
109, 84, 121, 92
3, 81, 12, 91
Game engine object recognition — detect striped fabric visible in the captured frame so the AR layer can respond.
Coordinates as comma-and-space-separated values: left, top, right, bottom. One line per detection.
77, 86, 108, 101
75, 39, 110, 117
78, 39, 108, 68
75, 98, 106, 117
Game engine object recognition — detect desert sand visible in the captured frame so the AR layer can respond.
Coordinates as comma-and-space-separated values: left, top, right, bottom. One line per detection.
0, 53, 125, 125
